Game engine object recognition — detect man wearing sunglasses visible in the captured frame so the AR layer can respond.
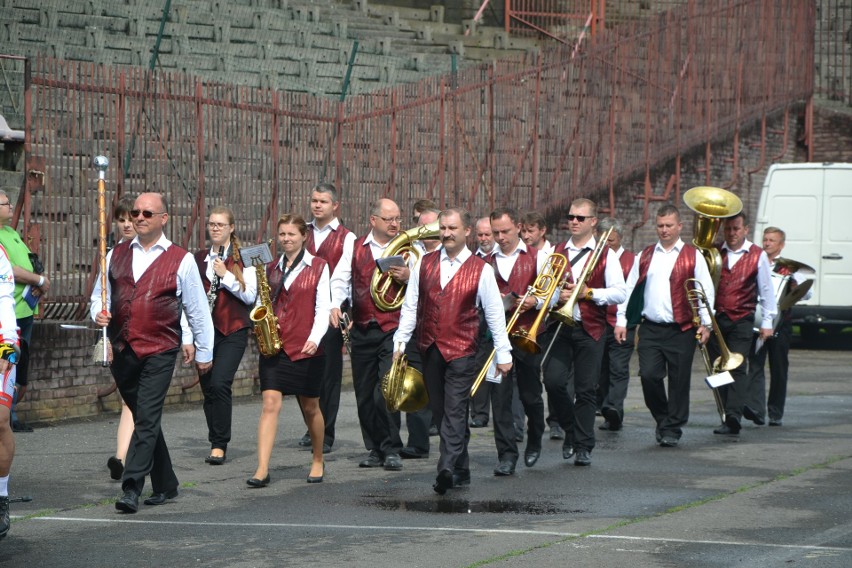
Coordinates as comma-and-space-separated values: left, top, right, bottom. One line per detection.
543, 198, 626, 467
91, 192, 214, 514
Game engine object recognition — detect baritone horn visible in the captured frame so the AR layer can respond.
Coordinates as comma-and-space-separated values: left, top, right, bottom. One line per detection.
370, 221, 440, 312
470, 253, 568, 396
683, 186, 743, 286
382, 354, 429, 413
684, 277, 743, 423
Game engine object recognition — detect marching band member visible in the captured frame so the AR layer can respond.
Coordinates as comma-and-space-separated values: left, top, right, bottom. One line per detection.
744, 226, 810, 427
299, 182, 355, 454
248, 214, 329, 487
194, 206, 257, 465
329, 199, 409, 472
469, 217, 496, 429
393, 208, 512, 493
488, 207, 548, 476
596, 217, 636, 432
709, 212, 776, 436
542, 198, 625, 467
615, 205, 713, 447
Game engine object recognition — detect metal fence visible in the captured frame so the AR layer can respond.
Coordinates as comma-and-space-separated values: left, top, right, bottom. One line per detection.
17, 0, 813, 320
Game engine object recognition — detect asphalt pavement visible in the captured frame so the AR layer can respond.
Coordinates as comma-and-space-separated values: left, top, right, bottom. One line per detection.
3, 342, 852, 567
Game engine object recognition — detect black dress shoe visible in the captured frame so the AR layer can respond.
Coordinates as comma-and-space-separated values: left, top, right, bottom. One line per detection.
768, 419, 783, 426
307, 465, 324, 484
470, 418, 488, 428
298, 433, 311, 447
359, 450, 384, 468
205, 451, 226, 465
433, 470, 453, 495
115, 490, 139, 513
549, 425, 565, 440
144, 488, 178, 506
246, 474, 271, 488
743, 406, 765, 425
602, 408, 622, 430
493, 460, 516, 476
383, 453, 403, 471
562, 445, 574, 460
514, 428, 525, 443
400, 447, 429, 459
107, 456, 124, 481
714, 416, 742, 435
452, 469, 471, 487
428, 425, 439, 436
574, 450, 591, 466
524, 449, 540, 467
659, 436, 679, 448
322, 443, 332, 454
598, 421, 614, 431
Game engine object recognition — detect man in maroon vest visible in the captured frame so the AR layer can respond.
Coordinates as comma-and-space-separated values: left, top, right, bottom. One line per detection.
394, 208, 512, 494
329, 198, 409, 471
297, 182, 355, 454
595, 217, 636, 432
543, 198, 626, 467
744, 227, 813, 427
469, 217, 496, 430
92, 193, 214, 513
709, 212, 777, 436
489, 207, 549, 476
615, 204, 713, 447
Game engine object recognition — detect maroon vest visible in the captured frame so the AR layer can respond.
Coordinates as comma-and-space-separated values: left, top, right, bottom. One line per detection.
552, 241, 609, 341
194, 250, 251, 336
269, 256, 328, 361
634, 243, 698, 331
351, 235, 401, 332
108, 240, 186, 358
416, 252, 485, 362
606, 250, 636, 327
306, 222, 351, 275
490, 246, 538, 334
716, 244, 762, 322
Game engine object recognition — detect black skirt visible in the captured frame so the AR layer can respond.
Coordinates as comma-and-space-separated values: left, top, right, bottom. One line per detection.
258, 350, 325, 397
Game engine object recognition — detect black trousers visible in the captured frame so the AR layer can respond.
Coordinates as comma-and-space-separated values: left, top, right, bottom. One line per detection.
317, 324, 344, 447
199, 328, 248, 451
491, 348, 544, 463
707, 313, 755, 423
350, 324, 402, 456
423, 345, 478, 473
746, 318, 792, 421
112, 346, 180, 496
598, 324, 635, 420
469, 338, 493, 424
540, 323, 604, 453
637, 322, 696, 440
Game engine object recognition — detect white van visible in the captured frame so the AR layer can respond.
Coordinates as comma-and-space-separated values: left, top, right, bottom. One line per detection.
753, 163, 852, 340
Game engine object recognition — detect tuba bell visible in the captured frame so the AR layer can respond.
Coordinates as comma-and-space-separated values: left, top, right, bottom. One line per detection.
370, 221, 440, 312
381, 354, 429, 413
683, 186, 743, 285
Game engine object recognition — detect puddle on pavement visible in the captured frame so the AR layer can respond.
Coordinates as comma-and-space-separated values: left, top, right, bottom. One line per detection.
365, 498, 581, 514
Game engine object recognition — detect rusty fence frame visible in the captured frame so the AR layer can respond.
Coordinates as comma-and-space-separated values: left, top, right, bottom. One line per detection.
14, 0, 813, 321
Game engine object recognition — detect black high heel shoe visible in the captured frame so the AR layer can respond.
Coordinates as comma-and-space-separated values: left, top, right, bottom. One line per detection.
307, 464, 325, 484
246, 474, 270, 488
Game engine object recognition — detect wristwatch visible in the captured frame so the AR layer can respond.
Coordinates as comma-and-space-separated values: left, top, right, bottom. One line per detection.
585, 288, 594, 301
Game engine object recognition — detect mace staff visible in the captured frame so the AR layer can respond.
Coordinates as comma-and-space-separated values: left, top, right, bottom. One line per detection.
94, 155, 110, 367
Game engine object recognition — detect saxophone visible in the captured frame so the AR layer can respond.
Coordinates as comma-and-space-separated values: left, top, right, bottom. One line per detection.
249, 259, 282, 357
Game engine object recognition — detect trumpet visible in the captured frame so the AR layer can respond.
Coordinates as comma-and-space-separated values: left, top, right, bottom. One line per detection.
684, 278, 743, 423
470, 253, 567, 396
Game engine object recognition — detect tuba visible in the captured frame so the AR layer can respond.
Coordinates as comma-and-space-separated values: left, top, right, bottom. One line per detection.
250, 258, 282, 357
683, 186, 743, 286
381, 354, 429, 412
370, 221, 440, 312
684, 278, 743, 423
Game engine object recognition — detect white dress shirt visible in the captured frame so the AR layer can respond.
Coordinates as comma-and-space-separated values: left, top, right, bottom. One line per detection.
203, 244, 258, 305
616, 239, 713, 328
90, 234, 215, 363
309, 218, 355, 303
562, 236, 627, 322
492, 240, 549, 310
394, 247, 512, 365
329, 230, 393, 309
268, 250, 331, 347
722, 239, 777, 328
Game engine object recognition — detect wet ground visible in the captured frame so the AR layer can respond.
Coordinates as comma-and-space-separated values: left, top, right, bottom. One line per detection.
4, 344, 852, 567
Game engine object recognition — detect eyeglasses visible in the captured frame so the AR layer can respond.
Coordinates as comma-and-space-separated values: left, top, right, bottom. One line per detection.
0, 202, 11, 208
130, 209, 166, 219
567, 214, 594, 222
207, 222, 229, 230
375, 215, 402, 224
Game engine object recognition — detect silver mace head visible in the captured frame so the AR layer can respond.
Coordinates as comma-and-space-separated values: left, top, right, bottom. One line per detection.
93, 155, 109, 171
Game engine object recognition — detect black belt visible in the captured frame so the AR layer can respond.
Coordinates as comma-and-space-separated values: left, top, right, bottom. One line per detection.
641, 318, 680, 328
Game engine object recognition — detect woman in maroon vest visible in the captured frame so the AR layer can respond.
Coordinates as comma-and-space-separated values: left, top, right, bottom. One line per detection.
247, 214, 331, 487
194, 206, 257, 465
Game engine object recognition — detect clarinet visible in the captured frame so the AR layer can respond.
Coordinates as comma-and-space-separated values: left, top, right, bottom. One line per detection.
207, 245, 225, 312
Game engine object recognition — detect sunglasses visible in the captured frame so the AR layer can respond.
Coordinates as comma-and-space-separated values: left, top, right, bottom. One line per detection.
131, 209, 166, 219
567, 214, 594, 222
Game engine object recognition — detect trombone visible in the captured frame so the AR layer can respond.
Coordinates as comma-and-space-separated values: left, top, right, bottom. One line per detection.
684, 278, 743, 423
470, 253, 568, 396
